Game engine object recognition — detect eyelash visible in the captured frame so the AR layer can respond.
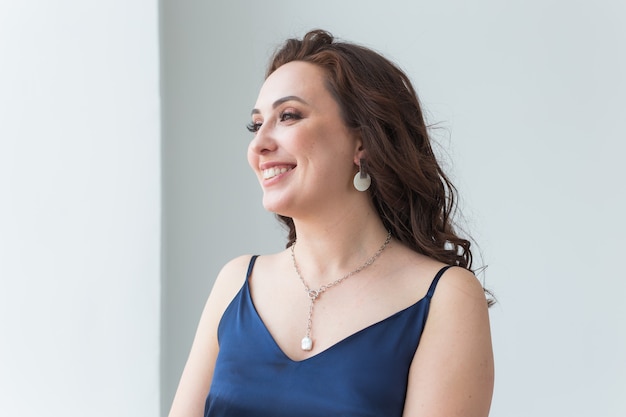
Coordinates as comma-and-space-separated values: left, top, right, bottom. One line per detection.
246, 111, 302, 133
246, 122, 262, 133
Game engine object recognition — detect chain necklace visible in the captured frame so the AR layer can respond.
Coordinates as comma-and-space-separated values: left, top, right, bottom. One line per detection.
290, 230, 392, 351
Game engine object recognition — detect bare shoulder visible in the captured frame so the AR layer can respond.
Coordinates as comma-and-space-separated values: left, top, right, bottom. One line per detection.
210, 254, 255, 303
387, 247, 486, 309
431, 266, 489, 309
167, 254, 254, 417
426, 266, 492, 352
192, 254, 256, 330
212, 251, 289, 300
216, 254, 256, 281
200, 254, 258, 338
402, 266, 494, 417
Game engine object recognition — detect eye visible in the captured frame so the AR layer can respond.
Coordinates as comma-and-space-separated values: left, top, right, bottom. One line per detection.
246, 121, 262, 133
280, 110, 302, 122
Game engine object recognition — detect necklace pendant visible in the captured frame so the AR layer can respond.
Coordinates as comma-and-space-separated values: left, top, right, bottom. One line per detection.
301, 336, 313, 351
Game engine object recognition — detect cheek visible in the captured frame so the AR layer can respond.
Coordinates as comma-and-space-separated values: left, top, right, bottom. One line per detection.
246, 144, 258, 172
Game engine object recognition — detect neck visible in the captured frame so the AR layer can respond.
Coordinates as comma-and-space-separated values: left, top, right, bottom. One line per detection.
290, 209, 390, 288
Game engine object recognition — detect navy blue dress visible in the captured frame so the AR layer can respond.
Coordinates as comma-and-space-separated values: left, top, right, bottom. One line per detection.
205, 255, 451, 417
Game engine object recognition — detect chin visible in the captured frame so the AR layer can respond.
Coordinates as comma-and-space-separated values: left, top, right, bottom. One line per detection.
261, 198, 285, 216
262, 195, 295, 218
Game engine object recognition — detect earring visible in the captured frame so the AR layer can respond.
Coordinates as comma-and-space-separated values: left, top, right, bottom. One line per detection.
353, 159, 371, 192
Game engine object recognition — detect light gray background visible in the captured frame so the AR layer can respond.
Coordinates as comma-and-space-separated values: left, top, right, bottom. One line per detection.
1, 1, 160, 416
161, 1, 626, 416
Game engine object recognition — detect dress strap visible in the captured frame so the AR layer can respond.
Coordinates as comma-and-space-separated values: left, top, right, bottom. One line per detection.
246, 255, 259, 279
426, 265, 454, 299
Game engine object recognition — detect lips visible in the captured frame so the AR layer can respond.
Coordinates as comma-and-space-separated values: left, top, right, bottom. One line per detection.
262, 165, 294, 180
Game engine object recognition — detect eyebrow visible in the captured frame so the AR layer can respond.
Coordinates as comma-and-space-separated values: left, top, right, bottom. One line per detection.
251, 95, 308, 115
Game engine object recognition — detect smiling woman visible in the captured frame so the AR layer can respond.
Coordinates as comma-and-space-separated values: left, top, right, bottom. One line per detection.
168, 29, 494, 417
247, 61, 359, 218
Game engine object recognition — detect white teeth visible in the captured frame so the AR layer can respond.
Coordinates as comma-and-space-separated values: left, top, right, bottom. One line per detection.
262, 167, 291, 179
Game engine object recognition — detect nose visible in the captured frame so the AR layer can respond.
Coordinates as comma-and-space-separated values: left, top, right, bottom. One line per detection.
248, 124, 277, 155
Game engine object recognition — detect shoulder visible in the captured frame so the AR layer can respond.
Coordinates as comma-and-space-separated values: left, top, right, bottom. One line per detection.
403, 265, 494, 416
209, 254, 256, 310
425, 265, 491, 340
167, 254, 257, 417
430, 266, 488, 307
194, 254, 257, 338
216, 254, 256, 282
385, 246, 485, 307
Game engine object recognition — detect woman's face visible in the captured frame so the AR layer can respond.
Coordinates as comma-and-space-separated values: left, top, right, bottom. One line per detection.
247, 61, 361, 218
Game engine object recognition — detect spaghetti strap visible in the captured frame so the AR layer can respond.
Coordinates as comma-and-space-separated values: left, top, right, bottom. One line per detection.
246, 255, 259, 279
426, 265, 453, 299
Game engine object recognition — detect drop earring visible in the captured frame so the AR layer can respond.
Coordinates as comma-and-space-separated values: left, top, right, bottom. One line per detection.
353, 159, 371, 192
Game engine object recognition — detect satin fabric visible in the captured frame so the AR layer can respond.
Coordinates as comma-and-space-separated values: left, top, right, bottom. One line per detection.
205, 255, 450, 417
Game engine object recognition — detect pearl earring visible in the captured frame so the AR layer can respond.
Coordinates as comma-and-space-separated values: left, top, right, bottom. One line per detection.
353, 159, 371, 192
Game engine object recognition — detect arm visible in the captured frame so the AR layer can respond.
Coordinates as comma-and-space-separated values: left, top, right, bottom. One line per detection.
168, 255, 253, 417
403, 267, 495, 417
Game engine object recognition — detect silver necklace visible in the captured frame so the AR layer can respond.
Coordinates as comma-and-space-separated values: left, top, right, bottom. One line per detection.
290, 231, 392, 351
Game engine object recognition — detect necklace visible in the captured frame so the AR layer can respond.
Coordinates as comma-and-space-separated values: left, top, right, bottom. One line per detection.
290, 231, 392, 351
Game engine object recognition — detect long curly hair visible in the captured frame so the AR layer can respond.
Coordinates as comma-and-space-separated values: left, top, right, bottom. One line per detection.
266, 29, 475, 271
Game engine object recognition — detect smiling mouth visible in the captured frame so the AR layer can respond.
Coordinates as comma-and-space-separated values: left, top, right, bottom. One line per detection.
262, 166, 293, 180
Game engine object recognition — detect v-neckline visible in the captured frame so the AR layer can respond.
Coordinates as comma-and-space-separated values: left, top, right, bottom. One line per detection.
243, 278, 429, 364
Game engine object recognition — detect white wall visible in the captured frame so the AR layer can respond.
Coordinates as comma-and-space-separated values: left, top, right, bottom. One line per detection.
0, 1, 161, 416
160, 1, 626, 416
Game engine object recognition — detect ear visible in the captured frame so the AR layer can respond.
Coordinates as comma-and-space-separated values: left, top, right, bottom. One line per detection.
352, 134, 366, 166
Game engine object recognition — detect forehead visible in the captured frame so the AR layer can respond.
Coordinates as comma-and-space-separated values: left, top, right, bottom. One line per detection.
255, 61, 330, 107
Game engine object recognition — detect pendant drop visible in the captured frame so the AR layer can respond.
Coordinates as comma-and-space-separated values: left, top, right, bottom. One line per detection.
301, 336, 313, 351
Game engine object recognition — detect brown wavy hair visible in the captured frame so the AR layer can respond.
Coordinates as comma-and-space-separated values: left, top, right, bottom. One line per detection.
266, 29, 476, 271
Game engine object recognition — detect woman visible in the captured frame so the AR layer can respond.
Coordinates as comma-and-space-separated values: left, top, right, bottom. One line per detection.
169, 29, 494, 417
